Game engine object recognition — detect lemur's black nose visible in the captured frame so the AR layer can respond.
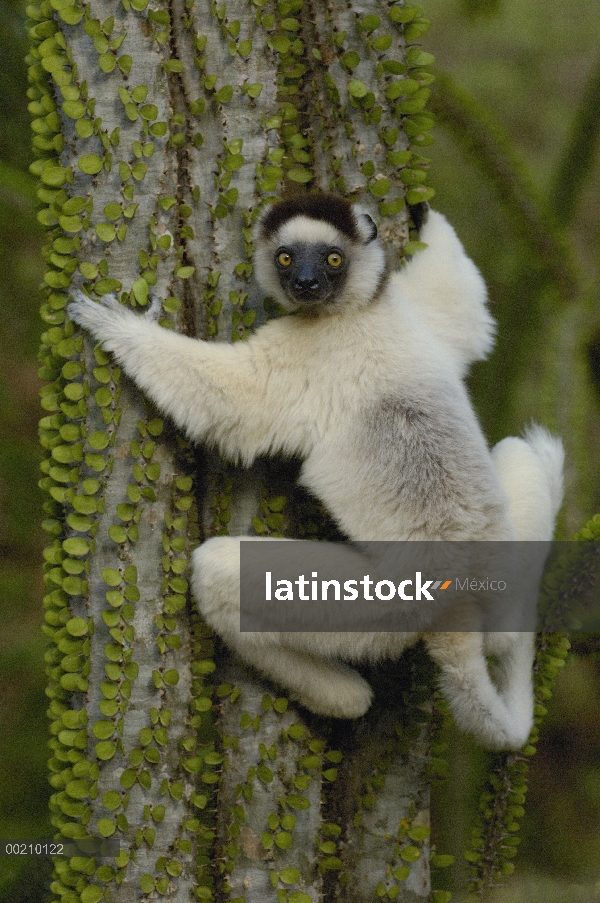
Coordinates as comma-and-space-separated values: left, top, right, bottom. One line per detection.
294, 277, 320, 292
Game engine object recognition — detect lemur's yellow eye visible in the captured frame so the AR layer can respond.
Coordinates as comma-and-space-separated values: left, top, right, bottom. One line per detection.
278, 251, 292, 267
327, 251, 343, 268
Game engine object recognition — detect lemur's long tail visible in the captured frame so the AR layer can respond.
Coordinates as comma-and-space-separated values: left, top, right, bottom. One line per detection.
492, 426, 564, 542
523, 425, 565, 522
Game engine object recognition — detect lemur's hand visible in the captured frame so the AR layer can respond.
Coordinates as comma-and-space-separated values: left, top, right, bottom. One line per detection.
67, 291, 164, 342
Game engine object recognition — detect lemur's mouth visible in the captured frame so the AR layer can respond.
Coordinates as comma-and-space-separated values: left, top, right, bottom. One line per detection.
292, 288, 332, 304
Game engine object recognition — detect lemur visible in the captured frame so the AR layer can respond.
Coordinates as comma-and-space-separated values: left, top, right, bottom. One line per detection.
68, 194, 563, 749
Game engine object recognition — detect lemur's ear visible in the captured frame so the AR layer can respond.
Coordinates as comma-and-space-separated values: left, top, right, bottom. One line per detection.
408, 201, 430, 233
255, 202, 275, 241
355, 211, 378, 244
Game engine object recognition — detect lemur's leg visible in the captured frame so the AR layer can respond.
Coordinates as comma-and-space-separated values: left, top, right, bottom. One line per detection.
191, 536, 376, 719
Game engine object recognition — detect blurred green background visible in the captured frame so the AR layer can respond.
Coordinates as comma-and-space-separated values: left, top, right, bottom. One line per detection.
1, 0, 599, 900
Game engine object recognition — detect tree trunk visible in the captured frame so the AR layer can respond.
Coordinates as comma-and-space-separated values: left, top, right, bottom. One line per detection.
30, 0, 435, 899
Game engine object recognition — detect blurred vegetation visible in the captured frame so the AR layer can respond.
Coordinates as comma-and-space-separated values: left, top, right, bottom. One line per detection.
0, 0, 53, 899
0, 0, 599, 900
424, 0, 600, 897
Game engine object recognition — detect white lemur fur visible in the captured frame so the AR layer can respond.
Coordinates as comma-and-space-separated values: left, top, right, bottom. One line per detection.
68, 194, 564, 750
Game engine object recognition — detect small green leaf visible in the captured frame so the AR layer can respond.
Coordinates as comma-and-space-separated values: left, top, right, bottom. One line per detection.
120, 768, 137, 789
96, 222, 116, 242
138, 727, 152, 747
121, 568, 137, 589
104, 202, 122, 220
372, 34, 393, 51
99, 52, 116, 73
150, 121, 168, 137
97, 818, 116, 837
360, 13, 381, 31
348, 80, 368, 98
400, 845, 421, 862
287, 168, 312, 183
63, 100, 87, 119
225, 153, 244, 172
245, 82, 263, 98
102, 790, 122, 810
66, 617, 89, 636
109, 523, 128, 544
59, 6, 84, 25
257, 764, 273, 783
279, 868, 300, 884
102, 568, 122, 587
275, 831, 293, 849
392, 865, 410, 881
115, 503, 134, 522
95, 277, 122, 294
408, 825, 430, 841
271, 35, 291, 54
96, 740, 117, 760
59, 215, 84, 233
389, 4, 419, 23
41, 163, 69, 187
140, 103, 158, 121
163, 59, 184, 73
286, 793, 310, 810
405, 47, 435, 68
93, 720, 115, 740
131, 277, 149, 305
215, 84, 234, 104
370, 178, 390, 197
63, 537, 91, 560
131, 162, 148, 180
140, 874, 155, 893
79, 154, 104, 175
406, 186, 435, 205
341, 51, 360, 69
382, 59, 407, 75
80, 887, 103, 903
147, 418, 164, 436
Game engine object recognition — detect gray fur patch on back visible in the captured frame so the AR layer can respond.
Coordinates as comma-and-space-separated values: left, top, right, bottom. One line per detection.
359, 383, 506, 536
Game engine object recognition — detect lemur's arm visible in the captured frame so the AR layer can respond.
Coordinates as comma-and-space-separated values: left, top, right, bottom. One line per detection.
67, 292, 290, 464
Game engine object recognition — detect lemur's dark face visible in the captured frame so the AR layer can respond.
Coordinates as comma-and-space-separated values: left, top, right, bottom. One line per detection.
254, 194, 384, 313
274, 241, 349, 306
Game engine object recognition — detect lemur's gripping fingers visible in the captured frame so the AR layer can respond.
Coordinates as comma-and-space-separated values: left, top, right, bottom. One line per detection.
68, 290, 121, 325
67, 290, 163, 344
67, 291, 149, 355
146, 293, 163, 321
